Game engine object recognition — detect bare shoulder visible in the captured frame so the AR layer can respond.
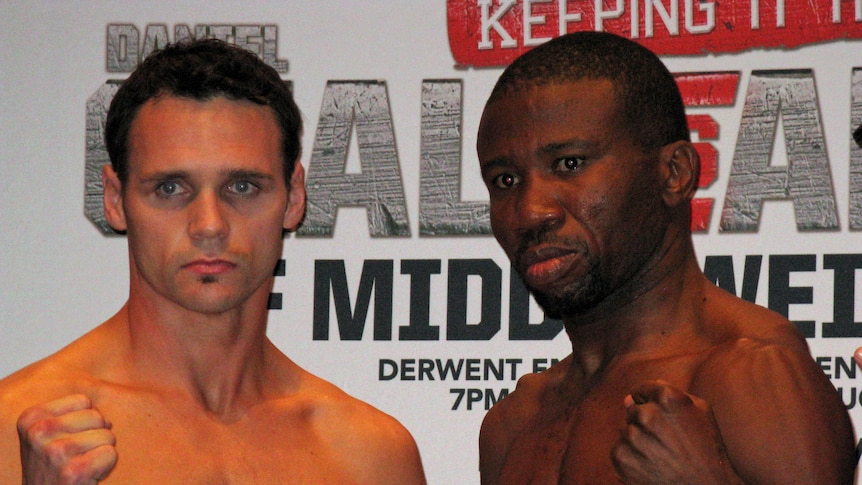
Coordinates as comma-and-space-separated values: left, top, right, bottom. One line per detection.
481, 356, 564, 433
693, 289, 855, 483
0, 337, 102, 417
705, 284, 809, 351
287, 368, 426, 485
479, 356, 569, 484
0, 340, 102, 483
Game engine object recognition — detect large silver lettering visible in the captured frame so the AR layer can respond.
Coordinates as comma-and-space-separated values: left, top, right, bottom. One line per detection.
300, 81, 410, 237
721, 70, 839, 231
419, 80, 490, 236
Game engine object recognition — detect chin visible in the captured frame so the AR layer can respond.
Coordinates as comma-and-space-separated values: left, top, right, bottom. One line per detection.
529, 279, 610, 319
175, 289, 249, 316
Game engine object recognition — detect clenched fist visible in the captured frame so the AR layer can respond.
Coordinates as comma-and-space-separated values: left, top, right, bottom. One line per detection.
611, 380, 742, 485
17, 394, 117, 485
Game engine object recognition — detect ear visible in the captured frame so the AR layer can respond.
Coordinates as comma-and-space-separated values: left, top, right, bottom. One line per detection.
102, 164, 128, 232
658, 141, 699, 208
283, 161, 307, 232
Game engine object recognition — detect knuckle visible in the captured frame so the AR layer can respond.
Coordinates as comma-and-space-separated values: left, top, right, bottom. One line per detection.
635, 405, 656, 427
95, 428, 117, 446
82, 408, 107, 427
59, 463, 86, 485
610, 441, 627, 464
655, 385, 674, 404
44, 437, 76, 463
16, 406, 44, 431
25, 417, 59, 442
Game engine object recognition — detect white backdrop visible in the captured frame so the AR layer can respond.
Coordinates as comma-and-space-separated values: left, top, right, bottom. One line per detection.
2, 1, 861, 483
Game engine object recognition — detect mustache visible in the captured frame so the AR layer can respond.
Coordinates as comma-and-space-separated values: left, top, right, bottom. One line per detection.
513, 227, 588, 263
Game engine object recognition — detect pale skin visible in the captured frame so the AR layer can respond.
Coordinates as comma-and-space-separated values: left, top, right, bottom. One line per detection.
477, 80, 855, 484
0, 95, 425, 484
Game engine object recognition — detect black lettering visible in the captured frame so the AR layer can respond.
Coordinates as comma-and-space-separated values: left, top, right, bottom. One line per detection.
485, 359, 504, 380
450, 388, 465, 410
312, 260, 393, 340
437, 359, 465, 380
419, 359, 435, 380
822, 254, 862, 337
703, 255, 762, 302
399, 260, 442, 340
466, 359, 481, 380
836, 356, 857, 379
506, 359, 523, 379
533, 358, 560, 372
379, 359, 398, 380
508, 268, 563, 340
467, 388, 484, 410
446, 259, 502, 340
817, 356, 832, 377
401, 360, 416, 381
704, 255, 736, 294
837, 387, 859, 410
485, 388, 510, 410
267, 259, 286, 310
768, 254, 815, 337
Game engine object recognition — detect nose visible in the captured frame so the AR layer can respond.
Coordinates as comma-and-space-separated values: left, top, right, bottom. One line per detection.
515, 178, 564, 234
188, 190, 229, 241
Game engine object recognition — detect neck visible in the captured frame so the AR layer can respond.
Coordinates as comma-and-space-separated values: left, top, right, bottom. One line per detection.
116, 283, 277, 418
562, 232, 705, 378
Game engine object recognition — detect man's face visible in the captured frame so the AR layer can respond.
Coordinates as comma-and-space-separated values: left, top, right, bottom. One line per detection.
103, 95, 305, 316
477, 80, 668, 318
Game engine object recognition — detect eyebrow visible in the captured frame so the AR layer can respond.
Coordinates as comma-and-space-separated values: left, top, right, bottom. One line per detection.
538, 139, 592, 155
479, 157, 512, 175
223, 169, 274, 182
137, 169, 275, 183
480, 139, 594, 170
138, 170, 189, 184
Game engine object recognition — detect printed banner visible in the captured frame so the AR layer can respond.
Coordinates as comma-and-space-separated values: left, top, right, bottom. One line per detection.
2, 2, 862, 483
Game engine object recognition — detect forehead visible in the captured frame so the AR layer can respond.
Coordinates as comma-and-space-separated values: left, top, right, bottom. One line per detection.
127, 95, 283, 176
477, 79, 622, 161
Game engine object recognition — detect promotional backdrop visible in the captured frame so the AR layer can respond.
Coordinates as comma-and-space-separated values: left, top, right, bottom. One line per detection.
2, 1, 862, 483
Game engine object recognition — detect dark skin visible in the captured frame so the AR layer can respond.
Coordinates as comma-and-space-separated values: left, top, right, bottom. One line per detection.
477, 79, 855, 484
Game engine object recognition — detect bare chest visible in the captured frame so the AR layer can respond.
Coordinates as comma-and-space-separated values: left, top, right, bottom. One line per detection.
497, 359, 702, 485
94, 395, 356, 484
497, 393, 628, 484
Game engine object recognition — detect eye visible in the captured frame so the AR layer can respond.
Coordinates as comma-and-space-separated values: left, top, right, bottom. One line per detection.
155, 180, 186, 198
226, 180, 260, 197
491, 172, 520, 189
553, 156, 584, 172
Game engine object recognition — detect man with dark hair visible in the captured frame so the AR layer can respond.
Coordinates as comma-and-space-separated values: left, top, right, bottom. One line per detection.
477, 31, 854, 484
0, 39, 425, 484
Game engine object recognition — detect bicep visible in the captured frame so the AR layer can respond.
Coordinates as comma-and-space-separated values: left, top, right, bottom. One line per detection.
382, 424, 426, 485
337, 411, 426, 485
697, 343, 855, 484
0, 407, 23, 484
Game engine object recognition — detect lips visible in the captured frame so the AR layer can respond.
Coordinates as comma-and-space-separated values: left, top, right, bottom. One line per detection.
518, 245, 582, 288
182, 259, 237, 275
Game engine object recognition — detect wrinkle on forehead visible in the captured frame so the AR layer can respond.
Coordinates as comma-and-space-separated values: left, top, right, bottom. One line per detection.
477, 79, 623, 163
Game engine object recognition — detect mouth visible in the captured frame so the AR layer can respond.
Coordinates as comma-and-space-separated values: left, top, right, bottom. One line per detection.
517, 245, 583, 288
182, 259, 237, 276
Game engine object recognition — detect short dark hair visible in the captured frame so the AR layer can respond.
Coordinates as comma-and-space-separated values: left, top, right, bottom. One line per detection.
105, 38, 301, 185
488, 31, 689, 150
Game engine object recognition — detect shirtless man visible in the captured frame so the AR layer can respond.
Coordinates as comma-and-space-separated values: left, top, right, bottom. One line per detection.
0, 39, 425, 484
476, 31, 854, 484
